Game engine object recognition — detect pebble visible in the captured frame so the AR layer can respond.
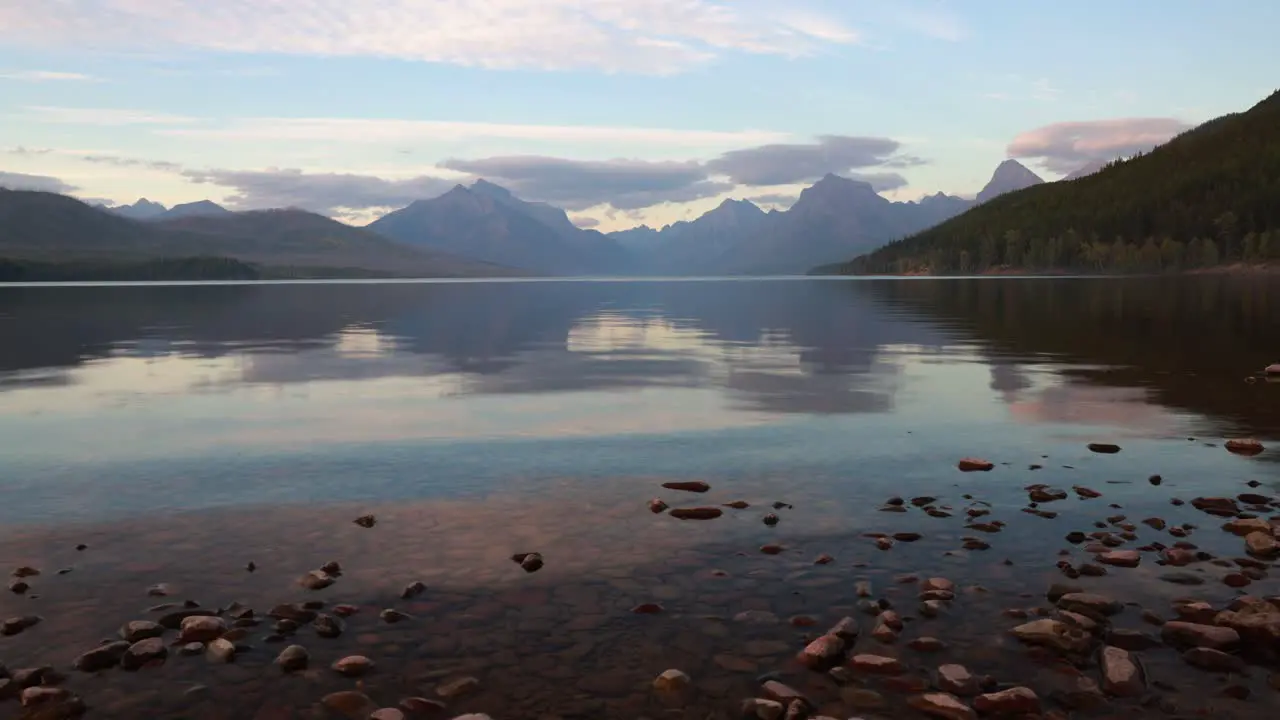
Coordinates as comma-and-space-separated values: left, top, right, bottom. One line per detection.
1099, 646, 1144, 697
762, 513, 780, 526
323, 690, 377, 720
370, 710, 406, 720
73, 641, 131, 672
1097, 550, 1141, 567
957, 458, 994, 472
298, 570, 335, 590
760, 544, 784, 555
120, 637, 167, 670
513, 552, 544, 572
275, 644, 309, 672
332, 655, 375, 677
936, 664, 977, 696
1160, 621, 1240, 651
848, 654, 905, 675
1087, 443, 1121, 454
205, 638, 236, 664
653, 669, 691, 693
662, 480, 711, 492
669, 507, 722, 520
437, 676, 481, 699
724, 500, 750, 509
973, 687, 1040, 714
796, 634, 847, 670
908, 692, 977, 720
178, 615, 226, 643
648, 498, 669, 513
1224, 438, 1264, 456
353, 514, 376, 528
400, 581, 427, 598
1182, 647, 1245, 672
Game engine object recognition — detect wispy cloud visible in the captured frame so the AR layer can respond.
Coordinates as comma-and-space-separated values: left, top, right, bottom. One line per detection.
17, 106, 199, 125
0, 70, 96, 81
891, 3, 969, 41
157, 117, 789, 147
0, 0, 859, 75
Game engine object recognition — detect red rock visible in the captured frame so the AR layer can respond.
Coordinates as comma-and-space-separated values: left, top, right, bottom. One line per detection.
178, 615, 226, 643
875, 537, 894, 551
323, 691, 376, 719
1099, 646, 1144, 697
1191, 497, 1240, 516
1096, 550, 1141, 568
1225, 439, 1264, 456
1224, 572, 1251, 588
827, 616, 860, 640
723, 500, 750, 509
908, 637, 947, 652
1224, 518, 1271, 535
848, 654, 905, 675
796, 634, 847, 670
669, 507, 721, 520
630, 603, 664, 614
974, 687, 1040, 714
760, 680, 810, 707
1161, 621, 1240, 651
1183, 647, 1245, 672
331, 655, 374, 677
648, 498, 669, 513
1245, 531, 1280, 557
1161, 548, 1196, 566
908, 692, 977, 720
760, 544, 784, 555
1073, 486, 1103, 499
958, 458, 994, 472
936, 664, 977, 695
662, 480, 710, 492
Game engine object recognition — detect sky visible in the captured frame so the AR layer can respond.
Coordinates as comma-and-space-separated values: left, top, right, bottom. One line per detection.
1, 0, 1277, 232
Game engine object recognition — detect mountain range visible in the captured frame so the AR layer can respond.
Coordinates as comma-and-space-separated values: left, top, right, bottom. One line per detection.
5, 155, 1056, 278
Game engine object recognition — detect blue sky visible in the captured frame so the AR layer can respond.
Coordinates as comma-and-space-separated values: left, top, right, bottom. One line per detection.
1, 0, 1277, 231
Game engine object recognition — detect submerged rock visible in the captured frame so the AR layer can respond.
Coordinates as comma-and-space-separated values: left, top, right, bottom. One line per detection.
1099, 646, 1144, 697
662, 481, 711, 493
1225, 438, 1265, 456
796, 634, 846, 670
957, 458, 993, 472
437, 676, 481, 699
120, 638, 167, 670
512, 552, 544, 572
908, 692, 977, 720
73, 641, 131, 672
298, 570, 335, 590
331, 655, 375, 677
275, 644, 309, 672
178, 615, 226, 643
669, 507, 722, 520
353, 514, 376, 528
1160, 621, 1240, 651
652, 669, 691, 693
648, 498, 669, 513
1010, 619, 1094, 654
323, 691, 377, 719
1088, 443, 1121, 454
973, 687, 1040, 715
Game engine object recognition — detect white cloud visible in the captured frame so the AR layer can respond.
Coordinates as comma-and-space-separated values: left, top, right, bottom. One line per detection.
0, 0, 859, 74
0, 70, 95, 81
180, 167, 461, 215
158, 117, 790, 147
17, 106, 199, 125
0, 170, 77, 193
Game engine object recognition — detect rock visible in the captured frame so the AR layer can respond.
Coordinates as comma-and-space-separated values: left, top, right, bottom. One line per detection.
1, 616, 41, 636
1213, 599, 1280, 653
1159, 571, 1204, 585
908, 692, 977, 720
380, 609, 412, 623
922, 577, 955, 594
796, 634, 846, 670
437, 676, 480, 699
400, 581, 427, 599
1073, 486, 1103, 499
1238, 492, 1272, 505
894, 532, 923, 542
724, 500, 750, 509
1057, 593, 1122, 618
119, 622, 163, 646
157, 608, 215, 628
974, 687, 1040, 714
848, 654, 904, 675
662, 480, 710, 492
205, 638, 236, 663
1224, 518, 1271, 536
872, 617, 898, 643
178, 615, 226, 643
1097, 550, 1141, 568
120, 637, 167, 670
763, 513, 780, 526
513, 552, 544, 572
353, 514, 376, 528
1088, 443, 1121, 454
760, 544, 784, 555
1099, 646, 1144, 697
398, 698, 447, 716
332, 655, 375, 677
322, 690, 377, 720
319, 560, 342, 575
958, 458, 993, 472
73, 641, 131, 672
648, 498, 669, 513
1058, 611, 1099, 634
631, 603, 664, 615
1010, 619, 1094, 654
8, 579, 28, 594
1183, 647, 1245, 672
652, 668, 691, 694
1106, 629, 1161, 651
333, 604, 360, 617
909, 637, 947, 652
669, 507, 722, 520
370, 710, 406, 720
1245, 531, 1280, 557
919, 600, 945, 618
1224, 572, 1251, 588
1225, 439, 1265, 456
275, 645, 308, 672
1161, 622, 1240, 651
10, 566, 39, 578
827, 616, 860, 640
179, 642, 203, 656
313, 614, 344, 638
937, 664, 977, 695
760, 681, 810, 708
1161, 548, 1197, 566
743, 699, 786, 720
1045, 583, 1082, 602
19, 686, 72, 707
1029, 487, 1068, 502
1173, 600, 1218, 624
1191, 497, 1240, 516
298, 570, 335, 590
814, 553, 834, 564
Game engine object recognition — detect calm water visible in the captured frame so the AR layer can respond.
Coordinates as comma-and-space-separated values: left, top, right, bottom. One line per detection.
0, 277, 1278, 719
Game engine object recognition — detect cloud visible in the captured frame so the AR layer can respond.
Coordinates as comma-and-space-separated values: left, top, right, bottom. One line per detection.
571, 216, 600, 229
18, 106, 199, 125
159, 117, 788, 147
0, 171, 77, 193
705, 135, 922, 185
1008, 117, 1191, 174
441, 156, 731, 210
0, 0, 858, 75
180, 168, 459, 215
846, 172, 910, 192
746, 193, 799, 209
0, 70, 95, 81
81, 154, 184, 172
3, 146, 55, 156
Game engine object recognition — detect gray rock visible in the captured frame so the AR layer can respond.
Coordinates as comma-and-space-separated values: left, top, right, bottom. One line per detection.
73, 641, 131, 672
120, 638, 168, 670
118, 620, 163, 643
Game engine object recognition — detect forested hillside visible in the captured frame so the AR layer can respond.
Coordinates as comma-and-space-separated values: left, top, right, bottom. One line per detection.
829, 90, 1280, 275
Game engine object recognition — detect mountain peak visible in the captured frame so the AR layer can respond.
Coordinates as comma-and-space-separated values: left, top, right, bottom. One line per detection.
470, 179, 514, 198
976, 159, 1044, 203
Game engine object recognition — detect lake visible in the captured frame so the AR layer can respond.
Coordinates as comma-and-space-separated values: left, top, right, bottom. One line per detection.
1, 277, 1278, 719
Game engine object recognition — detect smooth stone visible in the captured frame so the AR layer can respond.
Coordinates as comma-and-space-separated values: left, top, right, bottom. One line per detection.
275, 645, 309, 672
796, 634, 846, 670
1105, 629, 1161, 651
742, 699, 784, 720
332, 655, 375, 677
1057, 593, 1122, 617
957, 458, 994, 472
401, 581, 427, 599
437, 676, 480, 699
380, 609, 412, 623
908, 692, 977, 720
178, 615, 226, 643
669, 507, 722, 520
205, 638, 236, 664
313, 613, 344, 638
841, 687, 886, 709
936, 664, 977, 696
298, 570, 335, 590
760, 681, 810, 708
1161, 622, 1240, 651
1011, 619, 1093, 654
973, 687, 1040, 714
662, 480, 710, 493
653, 668, 691, 693
1183, 647, 1245, 672
73, 641, 131, 672
1097, 550, 1141, 567
370, 710, 406, 720
847, 654, 904, 675
399, 698, 447, 715
648, 498, 669, 513
1088, 443, 1121, 454
1100, 646, 1144, 697
120, 637, 167, 670
322, 691, 377, 720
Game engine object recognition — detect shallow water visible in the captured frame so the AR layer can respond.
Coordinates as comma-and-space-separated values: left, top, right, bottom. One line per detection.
1, 277, 1278, 719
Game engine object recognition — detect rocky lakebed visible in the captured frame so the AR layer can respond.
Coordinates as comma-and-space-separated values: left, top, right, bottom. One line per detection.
1, 439, 1278, 720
